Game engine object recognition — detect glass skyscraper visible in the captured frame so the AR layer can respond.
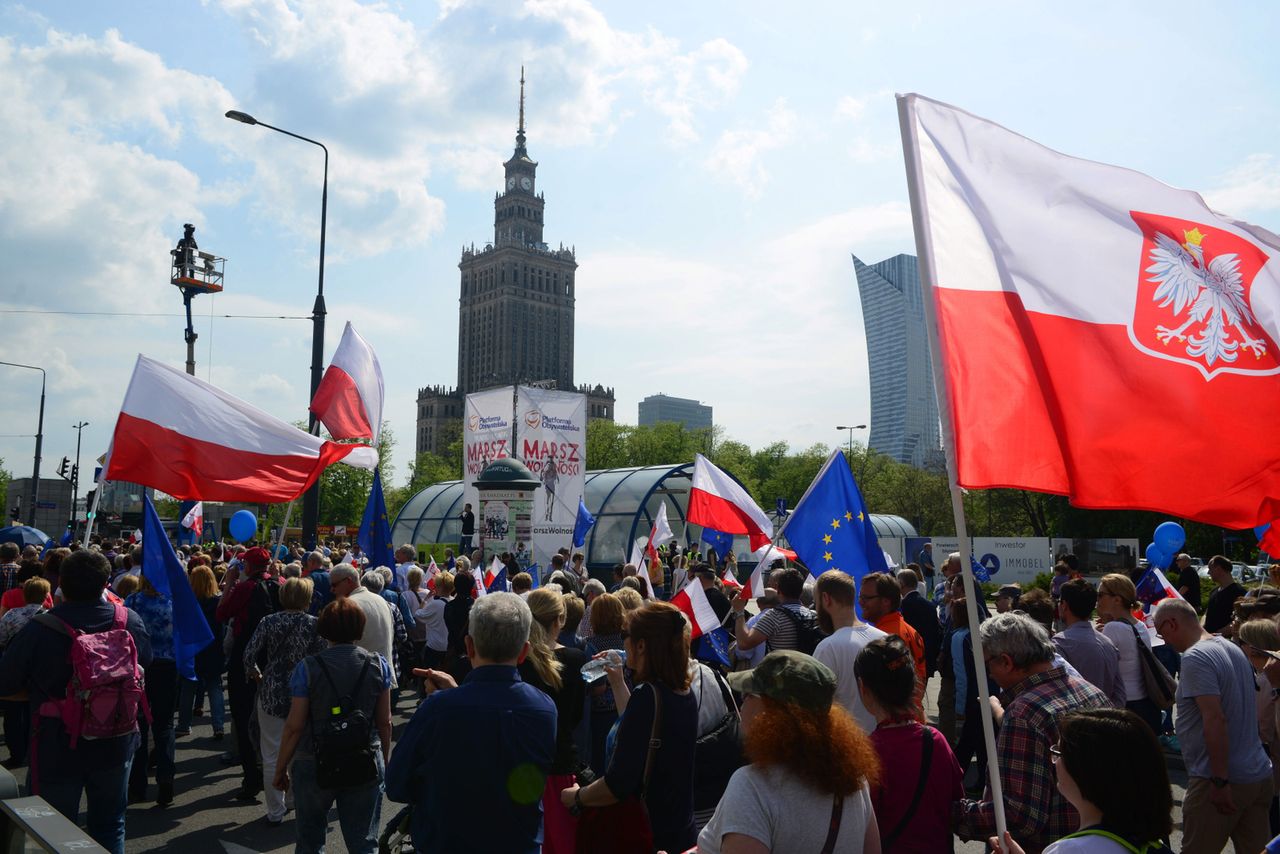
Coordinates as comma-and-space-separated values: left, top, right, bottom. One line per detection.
853, 253, 942, 468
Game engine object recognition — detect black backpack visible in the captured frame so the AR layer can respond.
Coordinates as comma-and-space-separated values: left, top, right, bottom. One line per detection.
245, 575, 281, 639
777, 606, 824, 655
309, 654, 379, 790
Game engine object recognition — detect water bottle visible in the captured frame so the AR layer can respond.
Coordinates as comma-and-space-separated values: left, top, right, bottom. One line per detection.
581, 649, 626, 682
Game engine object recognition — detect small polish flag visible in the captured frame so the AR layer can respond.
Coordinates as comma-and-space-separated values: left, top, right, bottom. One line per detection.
181, 502, 204, 539
424, 557, 440, 592
743, 544, 790, 599
310, 322, 385, 442
671, 574, 721, 640
688, 454, 772, 550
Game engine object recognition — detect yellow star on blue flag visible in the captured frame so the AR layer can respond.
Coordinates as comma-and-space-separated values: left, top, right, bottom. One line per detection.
781, 450, 889, 618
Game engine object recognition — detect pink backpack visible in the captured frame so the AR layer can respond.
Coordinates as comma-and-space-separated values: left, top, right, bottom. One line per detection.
35, 604, 151, 746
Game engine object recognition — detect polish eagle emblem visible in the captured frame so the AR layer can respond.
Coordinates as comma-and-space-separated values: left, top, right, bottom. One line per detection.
1130, 211, 1277, 379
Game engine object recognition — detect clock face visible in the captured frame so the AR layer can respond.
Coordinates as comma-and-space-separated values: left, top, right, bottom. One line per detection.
520, 176, 532, 190
507, 177, 516, 189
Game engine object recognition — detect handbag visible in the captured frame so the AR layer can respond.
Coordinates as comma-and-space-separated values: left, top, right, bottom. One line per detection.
575, 685, 664, 854
1130, 622, 1177, 711
693, 668, 744, 810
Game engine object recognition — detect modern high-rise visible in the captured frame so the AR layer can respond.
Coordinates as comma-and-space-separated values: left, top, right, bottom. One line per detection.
853, 253, 942, 468
638, 394, 713, 432
416, 72, 615, 457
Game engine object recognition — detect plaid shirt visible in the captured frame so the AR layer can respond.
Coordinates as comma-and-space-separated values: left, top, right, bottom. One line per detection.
0, 564, 20, 594
953, 665, 1110, 854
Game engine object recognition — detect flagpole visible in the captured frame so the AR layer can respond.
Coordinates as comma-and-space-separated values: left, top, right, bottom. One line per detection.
898, 92, 1008, 840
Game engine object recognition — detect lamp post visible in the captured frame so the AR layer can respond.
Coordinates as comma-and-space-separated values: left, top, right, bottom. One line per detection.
72, 420, 87, 540
0, 361, 45, 526
835, 423, 869, 484
226, 109, 328, 548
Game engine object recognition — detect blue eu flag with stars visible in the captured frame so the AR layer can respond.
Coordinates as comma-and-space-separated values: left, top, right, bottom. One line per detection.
701, 527, 733, 562
359, 468, 396, 580
783, 450, 887, 615
142, 494, 213, 681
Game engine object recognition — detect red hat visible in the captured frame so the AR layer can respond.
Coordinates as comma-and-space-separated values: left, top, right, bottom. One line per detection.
243, 547, 271, 571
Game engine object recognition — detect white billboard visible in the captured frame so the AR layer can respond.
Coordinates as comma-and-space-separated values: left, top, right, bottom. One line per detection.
462, 386, 515, 531
516, 387, 587, 571
929, 537, 1053, 586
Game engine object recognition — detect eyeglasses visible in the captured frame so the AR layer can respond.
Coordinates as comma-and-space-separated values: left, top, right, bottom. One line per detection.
1154, 618, 1174, 638
858, 595, 882, 604
1049, 744, 1062, 762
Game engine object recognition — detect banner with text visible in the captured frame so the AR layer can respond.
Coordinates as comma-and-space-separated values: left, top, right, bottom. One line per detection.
929, 537, 1053, 586
515, 386, 587, 570
463, 386, 515, 526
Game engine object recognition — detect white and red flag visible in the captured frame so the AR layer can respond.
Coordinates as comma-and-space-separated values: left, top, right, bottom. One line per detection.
646, 503, 675, 565
104, 356, 377, 502
180, 502, 204, 538
310, 322, 385, 442
670, 574, 720, 640
742, 543, 793, 599
900, 94, 1280, 529
688, 454, 773, 550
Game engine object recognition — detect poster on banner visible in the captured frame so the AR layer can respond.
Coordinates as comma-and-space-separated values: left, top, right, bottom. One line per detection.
479, 489, 533, 565
463, 386, 516, 522
928, 537, 1053, 586
516, 387, 586, 569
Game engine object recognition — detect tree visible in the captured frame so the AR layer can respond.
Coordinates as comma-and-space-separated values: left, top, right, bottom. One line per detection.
585, 420, 631, 469
387, 450, 460, 518
315, 423, 395, 527
0, 458, 10, 520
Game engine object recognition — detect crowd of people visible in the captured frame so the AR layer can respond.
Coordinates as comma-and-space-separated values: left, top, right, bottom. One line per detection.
1, 534, 1280, 853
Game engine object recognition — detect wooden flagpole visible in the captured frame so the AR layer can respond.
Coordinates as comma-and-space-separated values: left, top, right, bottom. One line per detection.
897, 92, 1008, 840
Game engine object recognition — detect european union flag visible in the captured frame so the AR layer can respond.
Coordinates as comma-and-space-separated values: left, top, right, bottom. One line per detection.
971, 556, 991, 583
59, 526, 73, 547
142, 494, 213, 681
783, 450, 887, 616
701, 527, 733, 562
573, 498, 595, 549
358, 468, 396, 581
695, 626, 733, 668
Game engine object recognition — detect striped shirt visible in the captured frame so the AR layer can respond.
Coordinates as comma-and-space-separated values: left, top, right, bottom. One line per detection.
753, 603, 814, 652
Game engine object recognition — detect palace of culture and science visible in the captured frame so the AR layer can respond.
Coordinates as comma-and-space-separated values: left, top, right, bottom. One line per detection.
415, 72, 615, 456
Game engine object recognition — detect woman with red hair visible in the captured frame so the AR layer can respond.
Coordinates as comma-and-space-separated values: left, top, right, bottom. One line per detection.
697, 650, 882, 853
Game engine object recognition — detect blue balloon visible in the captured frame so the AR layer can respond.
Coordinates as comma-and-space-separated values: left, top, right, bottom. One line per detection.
1153, 521, 1185, 555
229, 510, 258, 544
1145, 542, 1168, 569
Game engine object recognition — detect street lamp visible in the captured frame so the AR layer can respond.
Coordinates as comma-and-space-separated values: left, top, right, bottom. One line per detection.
226, 109, 329, 548
0, 361, 45, 526
835, 424, 867, 458
72, 420, 88, 540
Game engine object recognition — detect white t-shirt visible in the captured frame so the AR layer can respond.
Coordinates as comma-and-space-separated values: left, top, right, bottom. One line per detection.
698, 766, 873, 853
813, 623, 888, 733
415, 596, 449, 652
1101, 619, 1151, 702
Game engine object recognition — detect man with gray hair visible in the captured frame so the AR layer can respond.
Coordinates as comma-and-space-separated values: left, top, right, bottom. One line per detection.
302, 549, 331, 615
332, 564, 397, 689
387, 593, 556, 853
578, 578, 606, 641
1155, 596, 1273, 853
953, 612, 1109, 854
393, 544, 417, 594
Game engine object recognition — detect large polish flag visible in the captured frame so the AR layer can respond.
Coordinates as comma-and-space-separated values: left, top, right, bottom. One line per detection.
105, 356, 378, 502
670, 574, 720, 640
901, 94, 1280, 529
310, 322, 385, 442
688, 455, 773, 550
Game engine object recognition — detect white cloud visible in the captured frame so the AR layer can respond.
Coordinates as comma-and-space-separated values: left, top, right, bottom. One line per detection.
704, 98, 797, 199
1205, 154, 1280, 217
835, 95, 867, 121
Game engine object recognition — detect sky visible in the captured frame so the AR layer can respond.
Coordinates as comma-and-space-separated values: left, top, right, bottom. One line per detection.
1, 0, 1278, 493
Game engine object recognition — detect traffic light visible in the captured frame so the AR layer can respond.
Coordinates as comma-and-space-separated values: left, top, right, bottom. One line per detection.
71, 464, 78, 485
84, 490, 97, 518
57, 457, 69, 479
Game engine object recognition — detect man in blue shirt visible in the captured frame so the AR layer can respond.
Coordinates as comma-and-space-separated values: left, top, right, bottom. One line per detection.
386, 591, 556, 854
0, 550, 153, 854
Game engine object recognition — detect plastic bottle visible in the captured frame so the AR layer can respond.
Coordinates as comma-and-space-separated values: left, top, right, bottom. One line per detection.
580, 649, 626, 682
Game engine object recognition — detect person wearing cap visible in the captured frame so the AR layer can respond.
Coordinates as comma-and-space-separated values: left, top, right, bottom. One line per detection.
217, 545, 281, 800
995, 584, 1022, 614
696, 650, 880, 852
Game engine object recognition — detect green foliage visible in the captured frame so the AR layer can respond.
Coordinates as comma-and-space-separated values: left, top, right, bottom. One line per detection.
0, 458, 10, 514
152, 496, 181, 518
1028, 572, 1054, 594
387, 450, 460, 519
315, 422, 395, 527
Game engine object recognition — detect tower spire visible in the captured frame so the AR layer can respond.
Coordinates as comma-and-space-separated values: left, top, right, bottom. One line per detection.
515, 66, 527, 154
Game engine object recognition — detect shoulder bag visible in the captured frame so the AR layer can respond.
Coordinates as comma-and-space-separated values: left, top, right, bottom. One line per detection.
575, 685, 664, 854
1129, 622, 1177, 711
880, 726, 936, 851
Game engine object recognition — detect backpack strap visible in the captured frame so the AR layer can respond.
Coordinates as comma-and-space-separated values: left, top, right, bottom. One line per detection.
1060, 828, 1145, 854
819, 794, 844, 854
111, 603, 128, 631
639, 684, 664, 798
315, 653, 372, 715
881, 726, 936, 849
33, 612, 76, 638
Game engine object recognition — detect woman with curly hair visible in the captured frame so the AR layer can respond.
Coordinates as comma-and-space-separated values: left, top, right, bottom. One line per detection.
697, 650, 882, 853
857, 635, 963, 853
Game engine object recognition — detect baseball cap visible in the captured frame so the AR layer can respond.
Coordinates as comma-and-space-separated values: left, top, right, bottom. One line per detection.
996, 584, 1021, 599
727, 650, 837, 713
242, 547, 271, 571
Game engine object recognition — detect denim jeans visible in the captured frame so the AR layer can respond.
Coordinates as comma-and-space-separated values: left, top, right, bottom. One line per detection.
130, 659, 178, 791
291, 755, 383, 854
177, 674, 226, 732
41, 754, 134, 854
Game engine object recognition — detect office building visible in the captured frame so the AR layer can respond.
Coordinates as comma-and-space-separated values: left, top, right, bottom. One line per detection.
638, 394, 713, 432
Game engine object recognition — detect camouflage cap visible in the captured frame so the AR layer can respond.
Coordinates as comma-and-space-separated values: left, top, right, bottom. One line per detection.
727, 649, 837, 713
